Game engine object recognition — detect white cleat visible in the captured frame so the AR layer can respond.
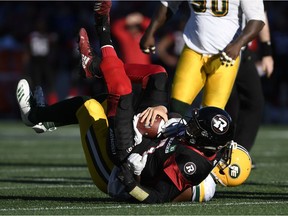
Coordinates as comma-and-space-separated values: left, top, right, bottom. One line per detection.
32, 85, 57, 133
16, 79, 34, 126
32, 122, 57, 133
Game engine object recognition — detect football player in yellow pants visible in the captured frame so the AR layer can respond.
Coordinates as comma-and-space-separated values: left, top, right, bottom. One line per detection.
140, 0, 266, 116
171, 46, 240, 114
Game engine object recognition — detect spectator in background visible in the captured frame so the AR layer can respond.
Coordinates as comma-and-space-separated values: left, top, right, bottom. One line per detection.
111, 12, 151, 64
24, 18, 58, 105
0, 26, 24, 117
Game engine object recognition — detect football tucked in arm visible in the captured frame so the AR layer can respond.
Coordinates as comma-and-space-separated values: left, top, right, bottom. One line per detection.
136, 115, 165, 138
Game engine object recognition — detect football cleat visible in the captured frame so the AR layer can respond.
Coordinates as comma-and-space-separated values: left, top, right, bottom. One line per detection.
16, 79, 34, 126
78, 28, 102, 78
79, 28, 94, 78
211, 141, 252, 187
32, 86, 57, 133
32, 122, 57, 134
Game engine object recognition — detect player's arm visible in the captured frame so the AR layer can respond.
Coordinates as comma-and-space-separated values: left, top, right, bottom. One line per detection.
222, 0, 265, 61
118, 163, 180, 203
223, 20, 264, 61
140, 1, 175, 54
172, 187, 192, 202
258, 12, 274, 77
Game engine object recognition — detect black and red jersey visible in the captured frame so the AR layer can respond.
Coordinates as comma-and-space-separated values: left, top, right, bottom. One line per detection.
130, 132, 223, 203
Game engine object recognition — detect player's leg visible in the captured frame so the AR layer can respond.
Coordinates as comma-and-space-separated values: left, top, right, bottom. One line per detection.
17, 79, 113, 193
94, 0, 134, 165
17, 80, 89, 126
225, 84, 239, 124
203, 55, 240, 109
76, 98, 114, 194
170, 46, 206, 116
124, 64, 168, 113
28, 96, 90, 125
228, 49, 264, 152
16, 78, 94, 128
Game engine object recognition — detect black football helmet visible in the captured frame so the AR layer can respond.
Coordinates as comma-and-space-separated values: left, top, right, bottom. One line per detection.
185, 106, 234, 152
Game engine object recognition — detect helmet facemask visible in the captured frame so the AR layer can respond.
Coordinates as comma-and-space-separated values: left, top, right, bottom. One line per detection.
216, 141, 236, 171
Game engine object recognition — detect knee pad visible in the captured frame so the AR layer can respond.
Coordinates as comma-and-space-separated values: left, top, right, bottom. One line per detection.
100, 56, 132, 96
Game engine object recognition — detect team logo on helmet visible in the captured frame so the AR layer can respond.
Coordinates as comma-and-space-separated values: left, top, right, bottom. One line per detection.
184, 162, 197, 175
211, 114, 229, 135
228, 164, 241, 179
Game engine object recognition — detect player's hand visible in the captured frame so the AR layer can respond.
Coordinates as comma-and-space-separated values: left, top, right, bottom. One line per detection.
140, 32, 156, 54
127, 153, 148, 176
261, 56, 274, 78
139, 105, 168, 126
220, 42, 241, 67
117, 163, 137, 190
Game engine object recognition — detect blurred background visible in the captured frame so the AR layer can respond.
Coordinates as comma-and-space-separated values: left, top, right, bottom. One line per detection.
0, 1, 288, 124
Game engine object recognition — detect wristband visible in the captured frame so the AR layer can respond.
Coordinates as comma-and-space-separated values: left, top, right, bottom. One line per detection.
260, 41, 273, 57
129, 185, 149, 201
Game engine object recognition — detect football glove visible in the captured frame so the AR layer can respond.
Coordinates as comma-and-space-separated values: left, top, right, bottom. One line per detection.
117, 163, 137, 191
127, 153, 148, 176
133, 114, 143, 145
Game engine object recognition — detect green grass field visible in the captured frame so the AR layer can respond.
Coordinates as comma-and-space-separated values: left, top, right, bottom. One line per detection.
0, 121, 287, 215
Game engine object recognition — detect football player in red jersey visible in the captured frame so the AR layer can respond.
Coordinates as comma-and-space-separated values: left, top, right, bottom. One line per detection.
16, 0, 236, 203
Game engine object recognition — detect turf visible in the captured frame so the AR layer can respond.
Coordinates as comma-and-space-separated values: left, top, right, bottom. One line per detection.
0, 121, 287, 215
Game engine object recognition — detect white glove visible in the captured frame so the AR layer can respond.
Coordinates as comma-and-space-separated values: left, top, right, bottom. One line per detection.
133, 114, 143, 145
127, 153, 148, 176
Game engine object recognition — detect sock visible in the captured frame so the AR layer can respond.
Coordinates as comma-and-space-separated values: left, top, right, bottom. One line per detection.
95, 15, 113, 47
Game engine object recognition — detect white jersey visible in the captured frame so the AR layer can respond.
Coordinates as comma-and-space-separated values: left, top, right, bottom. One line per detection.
161, 0, 265, 55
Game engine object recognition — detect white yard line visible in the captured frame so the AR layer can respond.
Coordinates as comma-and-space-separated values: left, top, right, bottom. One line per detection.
0, 201, 288, 212
0, 184, 94, 190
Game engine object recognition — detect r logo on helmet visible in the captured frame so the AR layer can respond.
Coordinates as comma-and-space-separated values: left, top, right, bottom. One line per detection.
211, 114, 229, 134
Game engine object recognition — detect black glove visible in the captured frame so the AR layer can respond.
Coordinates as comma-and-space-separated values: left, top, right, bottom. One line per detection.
118, 163, 151, 202
117, 163, 137, 192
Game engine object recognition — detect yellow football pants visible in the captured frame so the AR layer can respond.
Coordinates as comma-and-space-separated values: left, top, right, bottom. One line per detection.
171, 46, 240, 109
76, 99, 113, 194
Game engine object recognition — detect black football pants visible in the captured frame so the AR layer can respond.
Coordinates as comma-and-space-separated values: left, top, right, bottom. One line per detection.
225, 49, 265, 152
